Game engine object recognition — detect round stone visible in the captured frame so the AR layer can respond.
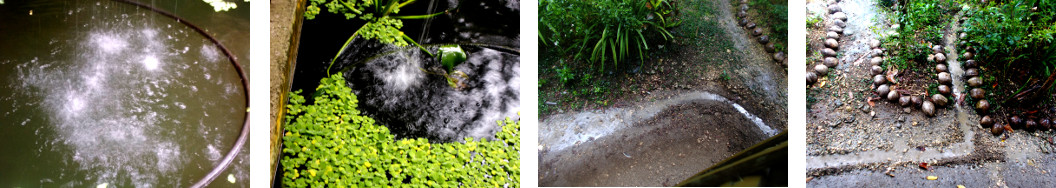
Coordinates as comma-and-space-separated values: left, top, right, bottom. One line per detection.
822, 48, 838, 57
824, 57, 839, 67
938, 72, 952, 85
825, 38, 839, 49
871, 65, 884, 75
967, 77, 984, 87
873, 74, 886, 85
815, 64, 829, 75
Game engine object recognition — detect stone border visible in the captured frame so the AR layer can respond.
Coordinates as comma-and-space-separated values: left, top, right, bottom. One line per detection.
735, 0, 786, 67
806, 0, 845, 86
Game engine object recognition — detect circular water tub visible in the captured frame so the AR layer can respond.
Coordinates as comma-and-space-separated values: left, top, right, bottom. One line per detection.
0, 0, 248, 187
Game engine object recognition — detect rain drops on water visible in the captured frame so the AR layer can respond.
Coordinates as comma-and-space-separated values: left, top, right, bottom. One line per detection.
203, 0, 238, 12
142, 56, 160, 70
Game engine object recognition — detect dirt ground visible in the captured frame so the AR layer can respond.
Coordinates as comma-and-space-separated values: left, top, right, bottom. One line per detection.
538, 0, 788, 186
806, 0, 1056, 186
539, 99, 766, 186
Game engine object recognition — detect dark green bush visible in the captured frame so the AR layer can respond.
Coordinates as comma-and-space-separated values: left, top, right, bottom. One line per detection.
752, 0, 788, 52
539, 0, 679, 72
281, 74, 520, 187
962, 0, 1056, 68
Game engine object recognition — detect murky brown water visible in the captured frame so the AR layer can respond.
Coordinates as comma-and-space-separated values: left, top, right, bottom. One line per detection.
0, 0, 248, 187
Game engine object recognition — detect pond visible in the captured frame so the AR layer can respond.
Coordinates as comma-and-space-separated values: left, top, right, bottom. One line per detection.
290, 0, 520, 143
0, 0, 249, 187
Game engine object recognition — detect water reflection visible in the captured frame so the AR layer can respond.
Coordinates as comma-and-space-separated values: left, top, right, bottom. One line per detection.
342, 44, 519, 143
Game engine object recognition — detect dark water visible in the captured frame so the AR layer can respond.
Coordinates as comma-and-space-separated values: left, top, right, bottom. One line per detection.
291, 0, 520, 142
340, 43, 520, 142
292, 0, 519, 95
0, 0, 248, 187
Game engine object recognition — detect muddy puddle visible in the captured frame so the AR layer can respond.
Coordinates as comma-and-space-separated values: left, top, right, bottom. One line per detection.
539, 91, 778, 186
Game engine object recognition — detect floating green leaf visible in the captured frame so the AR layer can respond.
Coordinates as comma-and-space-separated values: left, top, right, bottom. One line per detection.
439, 44, 467, 72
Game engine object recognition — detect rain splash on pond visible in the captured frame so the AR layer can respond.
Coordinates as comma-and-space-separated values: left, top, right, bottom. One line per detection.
0, 0, 248, 187
291, 0, 520, 143
339, 42, 520, 143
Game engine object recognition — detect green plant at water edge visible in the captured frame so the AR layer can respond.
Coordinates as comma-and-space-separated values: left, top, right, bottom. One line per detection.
539, 0, 680, 72
439, 45, 467, 72
305, 0, 447, 74
281, 74, 520, 187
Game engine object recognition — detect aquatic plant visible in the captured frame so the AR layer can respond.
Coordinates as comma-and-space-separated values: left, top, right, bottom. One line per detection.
281, 74, 520, 187
305, 0, 448, 74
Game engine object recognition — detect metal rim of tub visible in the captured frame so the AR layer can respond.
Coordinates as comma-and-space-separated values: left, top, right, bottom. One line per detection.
110, 0, 250, 187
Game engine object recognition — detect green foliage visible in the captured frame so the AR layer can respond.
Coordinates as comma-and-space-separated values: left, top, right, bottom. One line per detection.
439, 44, 467, 72
806, 14, 822, 29
750, 0, 788, 48
962, 0, 1056, 67
539, 0, 679, 72
307, 0, 446, 74
305, 0, 415, 46
281, 74, 520, 187
882, 0, 958, 69
555, 65, 575, 84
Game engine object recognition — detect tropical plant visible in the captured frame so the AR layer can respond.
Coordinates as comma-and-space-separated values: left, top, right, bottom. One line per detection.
962, 0, 1056, 67
305, 0, 448, 74
539, 0, 680, 72
281, 74, 520, 187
